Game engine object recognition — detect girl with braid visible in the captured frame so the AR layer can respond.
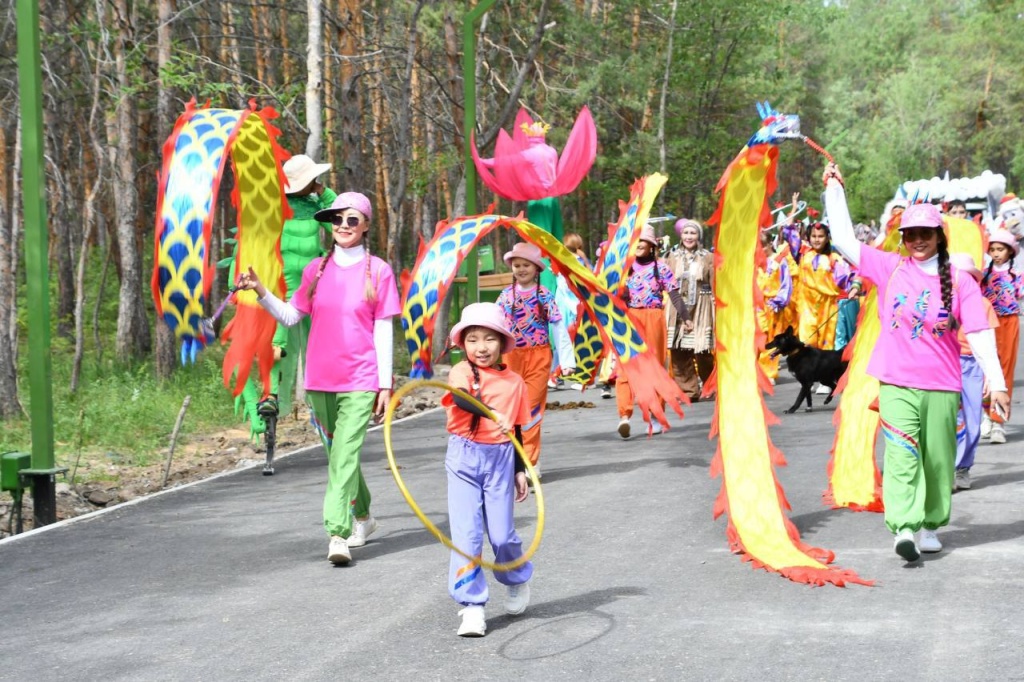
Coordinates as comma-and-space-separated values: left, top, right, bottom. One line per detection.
235, 192, 400, 566
823, 164, 1008, 563
442, 302, 533, 637
979, 229, 1024, 444
497, 242, 575, 479
617, 224, 689, 438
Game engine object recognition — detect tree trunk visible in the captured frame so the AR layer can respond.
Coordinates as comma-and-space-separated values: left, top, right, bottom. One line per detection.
305, 0, 324, 158
153, 0, 178, 379
111, 0, 152, 362
658, 0, 679, 174
338, 0, 363, 188
0, 125, 20, 418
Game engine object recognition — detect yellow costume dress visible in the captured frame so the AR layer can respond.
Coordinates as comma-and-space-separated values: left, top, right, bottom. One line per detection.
758, 244, 796, 381
796, 250, 843, 350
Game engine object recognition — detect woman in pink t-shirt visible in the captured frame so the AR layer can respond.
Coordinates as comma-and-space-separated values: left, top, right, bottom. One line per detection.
236, 192, 401, 566
823, 164, 1009, 563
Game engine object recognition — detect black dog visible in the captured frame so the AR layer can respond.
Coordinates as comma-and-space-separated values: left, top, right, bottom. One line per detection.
765, 326, 848, 414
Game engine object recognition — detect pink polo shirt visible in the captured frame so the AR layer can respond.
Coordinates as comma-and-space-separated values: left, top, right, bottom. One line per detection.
290, 255, 401, 393
858, 245, 990, 392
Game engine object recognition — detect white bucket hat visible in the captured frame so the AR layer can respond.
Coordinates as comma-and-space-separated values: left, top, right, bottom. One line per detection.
283, 154, 332, 195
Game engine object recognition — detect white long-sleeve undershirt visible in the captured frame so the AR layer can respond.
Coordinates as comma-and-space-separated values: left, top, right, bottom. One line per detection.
257, 243, 393, 389
550, 317, 575, 371
824, 179, 1005, 391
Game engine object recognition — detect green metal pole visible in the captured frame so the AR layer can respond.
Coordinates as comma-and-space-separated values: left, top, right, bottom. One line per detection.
462, 0, 496, 304
17, 0, 58, 526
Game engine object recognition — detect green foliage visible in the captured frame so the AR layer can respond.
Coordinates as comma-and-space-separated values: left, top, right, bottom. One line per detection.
1, 341, 238, 476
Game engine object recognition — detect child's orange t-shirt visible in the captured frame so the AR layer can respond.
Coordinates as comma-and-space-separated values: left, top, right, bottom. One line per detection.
957, 297, 999, 356
442, 361, 531, 444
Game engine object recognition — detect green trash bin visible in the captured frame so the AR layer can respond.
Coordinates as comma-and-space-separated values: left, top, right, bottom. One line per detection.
457, 245, 495, 276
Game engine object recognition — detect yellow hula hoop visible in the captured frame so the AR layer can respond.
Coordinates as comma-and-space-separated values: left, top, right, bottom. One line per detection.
383, 378, 545, 572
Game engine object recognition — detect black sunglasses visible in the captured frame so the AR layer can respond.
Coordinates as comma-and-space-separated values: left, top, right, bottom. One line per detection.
331, 215, 362, 227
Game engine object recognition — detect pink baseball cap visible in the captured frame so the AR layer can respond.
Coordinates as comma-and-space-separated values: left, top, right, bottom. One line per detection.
503, 242, 547, 271
949, 253, 982, 282
898, 203, 944, 230
449, 302, 516, 353
314, 191, 373, 223
988, 228, 1020, 256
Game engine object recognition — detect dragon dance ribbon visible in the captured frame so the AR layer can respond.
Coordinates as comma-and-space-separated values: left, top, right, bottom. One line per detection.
401, 174, 686, 428
563, 175, 667, 386
708, 104, 869, 586
152, 100, 289, 397
827, 214, 986, 509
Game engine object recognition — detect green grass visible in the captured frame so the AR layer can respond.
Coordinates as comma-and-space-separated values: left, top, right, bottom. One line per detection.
1, 317, 414, 472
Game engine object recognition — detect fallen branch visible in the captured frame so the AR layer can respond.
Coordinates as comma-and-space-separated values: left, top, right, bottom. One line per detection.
162, 395, 192, 488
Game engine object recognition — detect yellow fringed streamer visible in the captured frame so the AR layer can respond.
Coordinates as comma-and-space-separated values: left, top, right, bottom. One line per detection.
711, 145, 869, 586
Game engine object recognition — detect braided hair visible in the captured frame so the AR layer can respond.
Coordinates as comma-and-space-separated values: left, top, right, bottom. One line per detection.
982, 246, 1017, 287
468, 360, 484, 436
510, 265, 547, 332
936, 231, 958, 331
629, 243, 665, 296
306, 212, 377, 304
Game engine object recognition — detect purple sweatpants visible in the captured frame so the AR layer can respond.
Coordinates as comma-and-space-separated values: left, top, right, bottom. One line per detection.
446, 435, 533, 606
956, 355, 984, 470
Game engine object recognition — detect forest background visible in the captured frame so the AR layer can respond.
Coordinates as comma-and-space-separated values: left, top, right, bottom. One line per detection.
2, 0, 1023, 479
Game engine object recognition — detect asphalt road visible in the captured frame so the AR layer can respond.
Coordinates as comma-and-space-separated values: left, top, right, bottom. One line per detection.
2, 367, 1023, 681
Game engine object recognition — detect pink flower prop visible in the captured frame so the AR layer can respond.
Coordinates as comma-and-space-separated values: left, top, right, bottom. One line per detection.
471, 106, 597, 201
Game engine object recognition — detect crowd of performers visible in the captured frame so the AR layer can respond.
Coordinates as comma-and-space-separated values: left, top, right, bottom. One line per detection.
231, 148, 1023, 637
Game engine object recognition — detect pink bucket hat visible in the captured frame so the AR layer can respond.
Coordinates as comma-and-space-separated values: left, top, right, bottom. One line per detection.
988, 228, 1020, 256
639, 224, 659, 247
899, 203, 944, 230
313, 191, 373, 223
503, 242, 546, 271
449, 302, 516, 353
949, 253, 982, 282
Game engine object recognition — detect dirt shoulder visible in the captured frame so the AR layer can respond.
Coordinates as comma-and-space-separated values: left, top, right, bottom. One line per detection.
0, 370, 596, 538
0, 375, 448, 538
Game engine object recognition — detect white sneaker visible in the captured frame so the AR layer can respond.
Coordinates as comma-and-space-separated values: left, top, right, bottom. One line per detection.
569, 382, 584, 392
601, 385, 612, 399
981, 413, 992, 439
328, 535, 351, 565
651, 421, 664, 435
893, 529, 920, 562
954, 468, 971, 491
526, 466, 541, 483
505, 581, 531, 615
547, 378, 557, 389
457, 605, 486, 637
990, 423, 1007, 444
348, 517, 378, 548
815, 384, 832, 395
617, 417, 630, 439
919, 529, 943, 553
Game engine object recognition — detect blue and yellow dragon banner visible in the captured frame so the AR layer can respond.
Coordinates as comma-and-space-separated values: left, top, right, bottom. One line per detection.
401, 174, 686, 428
152, 100, 289, 396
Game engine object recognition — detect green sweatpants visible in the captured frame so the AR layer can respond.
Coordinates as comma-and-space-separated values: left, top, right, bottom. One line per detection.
307, 390, 376, 538
879, 383, 960, 534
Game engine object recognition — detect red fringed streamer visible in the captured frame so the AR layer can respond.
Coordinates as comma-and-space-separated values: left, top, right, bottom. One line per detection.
221, 306, 277, 398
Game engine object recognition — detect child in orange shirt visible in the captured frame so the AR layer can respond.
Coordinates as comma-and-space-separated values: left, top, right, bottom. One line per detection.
442, 303, 534, 637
